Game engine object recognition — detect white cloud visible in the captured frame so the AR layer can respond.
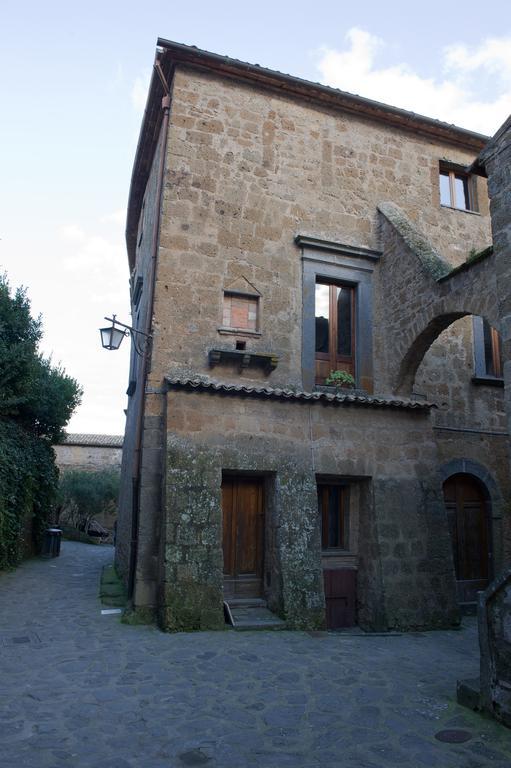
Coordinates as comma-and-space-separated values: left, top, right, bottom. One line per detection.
315, 28, 511, 135
100, 209, 126, 226
59, 224, 86, 243
131, 70, 151, 114
444, 37, 511, 83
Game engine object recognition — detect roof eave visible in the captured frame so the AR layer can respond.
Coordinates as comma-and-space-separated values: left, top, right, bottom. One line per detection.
156, 38, 489, 150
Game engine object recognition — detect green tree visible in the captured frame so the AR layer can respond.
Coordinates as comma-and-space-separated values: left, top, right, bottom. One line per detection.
58, 470, 120, 531
0, 275, 81, 441
0, 273, 82, 568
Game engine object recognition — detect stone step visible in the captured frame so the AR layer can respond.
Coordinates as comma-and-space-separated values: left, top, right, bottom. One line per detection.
228, 605, 287, 631
226, 597, 267, 608
460, 602, 478, 616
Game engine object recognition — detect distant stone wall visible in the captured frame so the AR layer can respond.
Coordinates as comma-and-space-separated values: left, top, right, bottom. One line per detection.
54, 443, 123, 473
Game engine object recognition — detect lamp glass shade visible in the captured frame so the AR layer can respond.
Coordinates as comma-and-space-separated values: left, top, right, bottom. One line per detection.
100, 325, 125, 350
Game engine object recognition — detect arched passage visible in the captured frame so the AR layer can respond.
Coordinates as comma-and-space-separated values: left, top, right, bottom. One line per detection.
395, 312, 467, 395
375, 202, 500, 396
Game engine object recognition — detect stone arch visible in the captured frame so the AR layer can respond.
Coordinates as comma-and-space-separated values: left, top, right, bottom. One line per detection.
376, 202, 499, 396
438, 459, 503, 513
439, 459, 503, 584
395, 312, 467, 394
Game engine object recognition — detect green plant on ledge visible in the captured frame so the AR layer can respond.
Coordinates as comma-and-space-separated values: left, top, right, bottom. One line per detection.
325, 370, 355, 389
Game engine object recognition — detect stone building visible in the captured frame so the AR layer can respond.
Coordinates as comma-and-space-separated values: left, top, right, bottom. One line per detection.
115, 39, 510, 632
54, 433, 123, 473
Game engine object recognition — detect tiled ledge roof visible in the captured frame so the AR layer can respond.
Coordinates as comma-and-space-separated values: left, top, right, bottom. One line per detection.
165, 376, 433, 412
60, 434, 124, 448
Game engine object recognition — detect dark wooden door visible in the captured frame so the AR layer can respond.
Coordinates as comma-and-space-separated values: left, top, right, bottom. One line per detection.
222, 477, 264, 599
443, 474, 491, 603
323, 569, 356, 629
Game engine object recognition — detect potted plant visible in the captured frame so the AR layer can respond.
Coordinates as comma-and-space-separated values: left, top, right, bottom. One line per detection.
325, 370, 355, 390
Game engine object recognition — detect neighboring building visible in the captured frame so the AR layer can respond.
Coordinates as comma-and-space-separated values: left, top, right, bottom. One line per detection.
55, 433, 123, 473
115, 39, 510, 632
55, 434, 123, 534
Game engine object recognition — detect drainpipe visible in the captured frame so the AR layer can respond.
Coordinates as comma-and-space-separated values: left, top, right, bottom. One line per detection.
128, 54, 171, 602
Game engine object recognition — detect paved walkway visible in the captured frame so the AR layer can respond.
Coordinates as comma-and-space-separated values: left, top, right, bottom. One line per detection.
1, 542, 511, 768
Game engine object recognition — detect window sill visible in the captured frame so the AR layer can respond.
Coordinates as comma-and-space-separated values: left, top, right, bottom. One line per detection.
472, 375, 504, 388
217, 326, 261, 337
322, 549, 352, 557
440, 204, 480, 216
314, 384, 366, 396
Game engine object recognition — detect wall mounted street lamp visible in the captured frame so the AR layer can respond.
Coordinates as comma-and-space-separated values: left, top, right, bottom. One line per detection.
99, 315, 151, 357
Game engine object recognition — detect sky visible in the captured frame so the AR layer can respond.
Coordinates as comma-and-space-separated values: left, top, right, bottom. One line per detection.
1, 0, 510, 435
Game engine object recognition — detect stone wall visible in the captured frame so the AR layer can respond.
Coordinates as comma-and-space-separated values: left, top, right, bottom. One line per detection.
479, 569, 511, 726
161, 386, 458, 632
116, 128, 166, 590
416, 318, 506, 433
149, 66, 491, 394
117, 57, 508, 629
54, 442, 122, 473
480, 117, 511, 460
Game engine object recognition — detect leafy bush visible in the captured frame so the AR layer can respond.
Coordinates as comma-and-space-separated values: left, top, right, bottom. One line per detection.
0, 274, 81, 568
0, 421, 59, 568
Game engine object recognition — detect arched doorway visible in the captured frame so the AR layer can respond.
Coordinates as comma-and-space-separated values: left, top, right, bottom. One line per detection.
443, 473, 492, 605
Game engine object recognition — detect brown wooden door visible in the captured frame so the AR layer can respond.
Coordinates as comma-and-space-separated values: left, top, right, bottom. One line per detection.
222, 477, 264, 599
443, 474, 491, 603
323, 569, 356, 629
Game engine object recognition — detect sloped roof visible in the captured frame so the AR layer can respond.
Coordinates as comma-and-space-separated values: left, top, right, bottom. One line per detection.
60, 434, 124, 448
165, 376, 433, 412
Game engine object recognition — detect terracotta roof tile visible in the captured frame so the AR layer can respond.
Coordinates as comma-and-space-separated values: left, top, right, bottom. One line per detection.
165, 376, 433, 412
61, 434, 124, 447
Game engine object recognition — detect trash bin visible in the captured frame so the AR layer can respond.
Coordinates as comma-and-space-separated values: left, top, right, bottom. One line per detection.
41, 528, 62, 558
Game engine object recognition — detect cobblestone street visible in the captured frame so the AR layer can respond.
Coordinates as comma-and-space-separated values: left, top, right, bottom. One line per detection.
1, 541, 511, 767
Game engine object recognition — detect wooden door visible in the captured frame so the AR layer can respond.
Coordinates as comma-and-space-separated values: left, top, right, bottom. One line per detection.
443, 474, 491, 603
222, 477, 264, 599
323, 569, 356, 629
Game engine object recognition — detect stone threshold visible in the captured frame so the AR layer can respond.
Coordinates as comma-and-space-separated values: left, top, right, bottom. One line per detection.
223, 599, 287, 631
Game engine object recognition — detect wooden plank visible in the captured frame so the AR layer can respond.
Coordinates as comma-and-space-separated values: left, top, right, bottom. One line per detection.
222, 477, 264, 599
323, 568, 356, 628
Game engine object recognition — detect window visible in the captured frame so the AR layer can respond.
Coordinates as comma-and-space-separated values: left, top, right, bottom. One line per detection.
482, 320, 502, 378
318, 483, 349, 550
439, 165, 477, 211
473, 317, 503, 382
298, 235, 377, 393
315, 280, 355, 384
132, 276, 143, 308
222, 292, 259, 332
137, 198, 146, 247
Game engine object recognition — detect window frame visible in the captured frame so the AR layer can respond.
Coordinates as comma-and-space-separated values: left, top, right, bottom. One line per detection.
298, 236, 378, 393
221, 290, 260, 335
472, 316, 503, 385
439, 163, 478, 213
315, 279, 357, 385
317, 481, 350, 552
